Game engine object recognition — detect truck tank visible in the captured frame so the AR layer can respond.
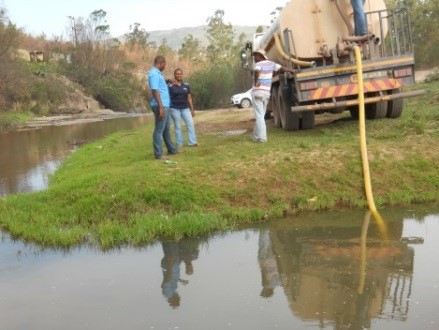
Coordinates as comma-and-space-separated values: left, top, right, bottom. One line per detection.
241, 0, 424, 131
257, 0, 388, 66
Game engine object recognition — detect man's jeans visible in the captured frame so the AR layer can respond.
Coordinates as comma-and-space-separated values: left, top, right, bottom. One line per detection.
251, 92, 270, 141
152, 106, 177, 158
170, 107, 197, 146
351, 0, 367, 36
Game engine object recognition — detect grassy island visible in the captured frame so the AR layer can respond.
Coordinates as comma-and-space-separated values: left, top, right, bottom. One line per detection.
1, 82, 438, 248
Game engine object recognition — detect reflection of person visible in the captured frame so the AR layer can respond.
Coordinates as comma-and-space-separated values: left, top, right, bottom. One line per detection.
147, 55, 178, 160
351, 0, 367, 36
169, 68, 198, 149
251, 49, 295, 143
258, 229, 280, 298
160, 238, 200, 308
161, 242, 181, 308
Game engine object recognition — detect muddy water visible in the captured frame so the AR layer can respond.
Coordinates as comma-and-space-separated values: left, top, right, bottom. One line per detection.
0, 115, 150, 196
1, 206, 438, 329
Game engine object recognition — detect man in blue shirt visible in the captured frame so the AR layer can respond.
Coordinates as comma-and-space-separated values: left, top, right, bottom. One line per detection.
147, 55, 178, 159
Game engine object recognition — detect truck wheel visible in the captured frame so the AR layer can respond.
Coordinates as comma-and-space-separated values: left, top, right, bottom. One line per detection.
386, 88, 404, 118
366, 92, 387, 119
300, 111, 315, 130
278, 87, 299, 131
349, 106, 359, 120
271, 87, 282, 128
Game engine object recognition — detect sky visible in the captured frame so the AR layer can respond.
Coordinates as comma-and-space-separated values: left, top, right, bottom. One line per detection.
2, 0, 289, 38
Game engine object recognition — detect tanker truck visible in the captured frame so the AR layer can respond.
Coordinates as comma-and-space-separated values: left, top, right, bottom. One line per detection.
240, 0, 424, 130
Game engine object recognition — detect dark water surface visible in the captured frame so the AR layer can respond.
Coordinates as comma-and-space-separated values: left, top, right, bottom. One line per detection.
0, 115, 150, 196
1, 206, 438, 329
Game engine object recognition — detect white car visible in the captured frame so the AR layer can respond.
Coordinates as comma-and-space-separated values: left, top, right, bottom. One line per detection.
230, 89, 252, 108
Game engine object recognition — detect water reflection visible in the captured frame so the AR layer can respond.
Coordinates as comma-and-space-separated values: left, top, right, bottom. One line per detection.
257, 209, 422, 328
0, 115, 150, 196
1, 207, 438, 329
160, 238, 203, 308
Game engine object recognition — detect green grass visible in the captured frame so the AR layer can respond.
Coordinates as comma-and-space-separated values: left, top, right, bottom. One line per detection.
0, 111, 34, 128
0, 81, 438, 248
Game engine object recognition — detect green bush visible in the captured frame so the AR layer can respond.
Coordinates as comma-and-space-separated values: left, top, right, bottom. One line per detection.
91, 72, 147, 112
425, 67, 439, 82
188, 62, 235, 109
29, 75, 68, 115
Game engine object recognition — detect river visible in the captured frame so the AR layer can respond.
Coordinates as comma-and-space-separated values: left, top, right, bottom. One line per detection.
1, 206, 438, 329
0, 115, 150, 196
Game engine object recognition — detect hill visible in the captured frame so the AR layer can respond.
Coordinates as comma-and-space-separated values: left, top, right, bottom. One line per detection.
146, 25, 259, 50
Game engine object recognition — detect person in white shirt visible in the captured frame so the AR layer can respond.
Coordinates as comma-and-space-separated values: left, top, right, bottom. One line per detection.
251, 49, 295, 142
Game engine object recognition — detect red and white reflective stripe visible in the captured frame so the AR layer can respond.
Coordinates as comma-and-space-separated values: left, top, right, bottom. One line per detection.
309, 78, 402, 100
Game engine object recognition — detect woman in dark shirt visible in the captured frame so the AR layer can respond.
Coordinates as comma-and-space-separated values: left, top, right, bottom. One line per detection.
169, 68, 198, 148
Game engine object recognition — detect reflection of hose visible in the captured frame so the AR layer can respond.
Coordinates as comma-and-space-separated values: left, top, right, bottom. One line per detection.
353, 45, 388, 238
274, 34, 316, 68
357, 210, 371, 294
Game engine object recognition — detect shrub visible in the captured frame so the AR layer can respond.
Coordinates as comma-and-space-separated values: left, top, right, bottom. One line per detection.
90, 72, 147, 112
425, 67, 439, 83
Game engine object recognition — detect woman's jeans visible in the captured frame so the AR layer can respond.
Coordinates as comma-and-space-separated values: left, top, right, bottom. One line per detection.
152, 106, 177, 158
170, 107, 197, 146
251, 92, 270, 141
351, 0, 367, 36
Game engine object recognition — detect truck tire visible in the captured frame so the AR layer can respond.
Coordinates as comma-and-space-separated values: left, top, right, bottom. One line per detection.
271, 86, 282, 128
366, 92, 387, 119
349, 106, 359, 120
278, 87, 299, 131
386, 88, 404, 118
300, 111, 315, 130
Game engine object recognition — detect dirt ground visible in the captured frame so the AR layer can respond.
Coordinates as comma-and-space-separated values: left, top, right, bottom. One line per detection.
17, 109, 133, 129
16, 106, 347, 133
195, 107, 343, 135
415, 70, 431, 83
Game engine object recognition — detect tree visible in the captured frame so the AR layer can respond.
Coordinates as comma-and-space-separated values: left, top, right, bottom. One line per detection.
256, 25, 265, 34
385, 0, 438, 68
0, 7, 20, 59
205, 10, 235, 63
178, 34, 202, 62
125, 22, 150, 49
67, 10, 114, 82
59, 10, 146, 112
157, 38, 174, 57
0, 6, 26, 111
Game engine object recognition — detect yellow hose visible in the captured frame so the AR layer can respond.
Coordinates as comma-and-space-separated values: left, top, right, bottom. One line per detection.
353, 45, 388, 238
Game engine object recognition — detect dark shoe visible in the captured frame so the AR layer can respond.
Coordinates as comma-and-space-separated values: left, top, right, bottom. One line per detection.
155, 155, 169, 160
251, 138, 267, 143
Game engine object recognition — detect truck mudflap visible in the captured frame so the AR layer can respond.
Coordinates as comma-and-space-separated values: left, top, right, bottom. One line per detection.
291, 89, 425, 112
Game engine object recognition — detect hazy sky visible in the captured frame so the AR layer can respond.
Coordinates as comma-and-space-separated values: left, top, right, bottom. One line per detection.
3, 0, 288, 38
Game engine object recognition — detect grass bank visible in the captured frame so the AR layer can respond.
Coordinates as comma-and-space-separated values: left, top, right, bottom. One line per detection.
1, 82, 438, 248
0, 111, 34, 128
